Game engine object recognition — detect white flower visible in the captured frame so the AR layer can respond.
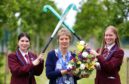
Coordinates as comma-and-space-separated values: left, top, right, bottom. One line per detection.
95, 62, 100, 67
79, 40, 85, 45
82, 51, 88, 58
67, 64, 73, 69
80, 64, 85, 70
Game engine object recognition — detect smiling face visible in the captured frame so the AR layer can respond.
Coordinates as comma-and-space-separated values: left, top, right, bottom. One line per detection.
18, 36, 30, 52
57, 28, 72, 50
58, 35, 70, 50
104, 28, 117, 46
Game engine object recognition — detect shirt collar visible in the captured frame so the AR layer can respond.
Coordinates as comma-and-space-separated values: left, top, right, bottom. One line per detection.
19, 48, 28, 57
105, 43, 115, 51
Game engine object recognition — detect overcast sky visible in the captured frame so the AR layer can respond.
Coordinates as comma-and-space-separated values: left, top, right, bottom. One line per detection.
52, 0, 85, 28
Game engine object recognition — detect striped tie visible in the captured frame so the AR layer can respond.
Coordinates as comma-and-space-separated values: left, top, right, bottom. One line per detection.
25, 54, 30, 64
103, 48, 109, 57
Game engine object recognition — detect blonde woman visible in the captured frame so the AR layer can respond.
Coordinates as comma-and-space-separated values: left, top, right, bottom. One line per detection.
46, 28, 80, 84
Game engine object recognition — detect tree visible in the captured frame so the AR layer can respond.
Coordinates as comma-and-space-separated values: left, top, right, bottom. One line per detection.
0, 0, 61, 83
74, 0, 129, 44
0, 0, 59, 51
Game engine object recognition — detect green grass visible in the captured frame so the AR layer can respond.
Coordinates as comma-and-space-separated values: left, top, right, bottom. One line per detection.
120, 58, 126, 84
0, 55, 127, 84
37, 58, 127, 84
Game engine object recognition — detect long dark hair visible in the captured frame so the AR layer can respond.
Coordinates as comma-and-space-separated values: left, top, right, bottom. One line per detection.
99, 25, 120, 55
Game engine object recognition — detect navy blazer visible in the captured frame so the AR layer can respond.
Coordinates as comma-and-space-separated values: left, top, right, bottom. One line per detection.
45, 50, 80, 84
8, 49, 44, 84
95, 45, 124, 84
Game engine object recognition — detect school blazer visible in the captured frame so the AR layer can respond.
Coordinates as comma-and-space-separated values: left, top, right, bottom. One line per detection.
95, 46, 124, 84
8, 49, 44, 84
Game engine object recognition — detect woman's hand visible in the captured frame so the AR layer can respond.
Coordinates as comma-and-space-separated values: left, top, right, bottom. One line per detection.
61, 70, 68, 75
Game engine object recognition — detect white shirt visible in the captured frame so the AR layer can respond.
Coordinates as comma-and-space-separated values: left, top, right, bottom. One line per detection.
105, 43, 115, 51
19, 48, 29, 63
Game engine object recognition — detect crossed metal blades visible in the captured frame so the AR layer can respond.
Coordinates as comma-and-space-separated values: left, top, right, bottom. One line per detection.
42, 3, 80, 53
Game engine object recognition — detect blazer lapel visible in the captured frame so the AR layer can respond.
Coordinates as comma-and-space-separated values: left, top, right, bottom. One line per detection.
105, 45, 118, 61
28, 52, 36, 62
16, 49, 27, 65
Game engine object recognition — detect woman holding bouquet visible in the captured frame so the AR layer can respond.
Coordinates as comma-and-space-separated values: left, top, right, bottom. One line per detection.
8, 32, 44, 84
46, 28, 80, 84
86, 25, 124, 84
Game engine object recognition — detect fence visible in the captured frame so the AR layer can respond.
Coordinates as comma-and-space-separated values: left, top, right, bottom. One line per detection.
127, 57, 129, 84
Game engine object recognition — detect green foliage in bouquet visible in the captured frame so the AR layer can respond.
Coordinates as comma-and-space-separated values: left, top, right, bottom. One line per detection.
67, 41, 97, 78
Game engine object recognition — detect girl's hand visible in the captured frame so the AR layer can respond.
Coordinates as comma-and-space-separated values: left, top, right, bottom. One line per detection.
32, 58, 40, 66
38, 53, 44, 62
32, 53, 44, 66
84, 44, 99, 56
90, 49, 99, 56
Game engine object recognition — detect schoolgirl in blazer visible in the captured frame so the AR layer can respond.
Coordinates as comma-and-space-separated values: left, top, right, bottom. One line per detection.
8, 32, 44, 84
86, 26, 124, 84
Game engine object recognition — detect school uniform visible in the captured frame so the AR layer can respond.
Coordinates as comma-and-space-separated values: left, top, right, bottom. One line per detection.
8, 49, 44, 84
95, 44, 124, 84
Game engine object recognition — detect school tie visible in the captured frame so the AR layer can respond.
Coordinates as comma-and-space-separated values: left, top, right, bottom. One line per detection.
103, 48, 109, 58
25, 54, 30, 64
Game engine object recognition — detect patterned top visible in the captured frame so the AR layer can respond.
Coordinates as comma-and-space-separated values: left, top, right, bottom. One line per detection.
55, 49, 74, 84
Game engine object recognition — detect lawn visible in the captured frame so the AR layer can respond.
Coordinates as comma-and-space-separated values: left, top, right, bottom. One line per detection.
36, 57, 127, 84
0, 55, 127, 84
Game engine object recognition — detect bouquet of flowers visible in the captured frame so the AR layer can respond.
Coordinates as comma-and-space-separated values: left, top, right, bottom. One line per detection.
67, 41, 97, 78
